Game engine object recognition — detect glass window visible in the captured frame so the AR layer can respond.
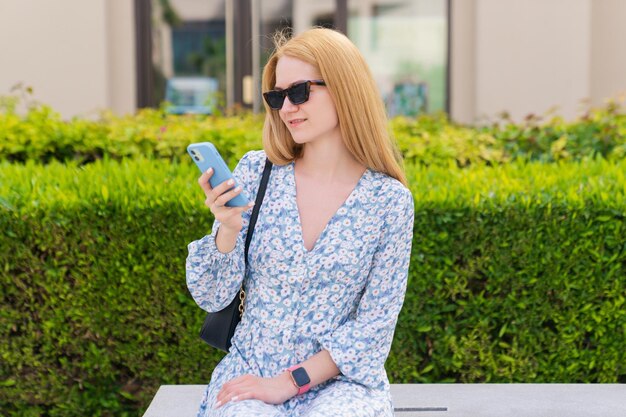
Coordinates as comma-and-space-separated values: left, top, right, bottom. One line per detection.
171, 21, 225, 79
151, 0, 226, 113
257, 1, 337, 76
145, 1, 448, 115
348, 0, 448, 116
254, 0, 337, 110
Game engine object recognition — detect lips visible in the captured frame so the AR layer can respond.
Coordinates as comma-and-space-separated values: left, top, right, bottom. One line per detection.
288, 118, 307, 126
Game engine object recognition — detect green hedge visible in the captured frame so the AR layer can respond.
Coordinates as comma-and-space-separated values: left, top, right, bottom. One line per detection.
1, 158, 625, 416
1, 159, 218, 417
2, 92, 625, 166
0, 94, 263, 166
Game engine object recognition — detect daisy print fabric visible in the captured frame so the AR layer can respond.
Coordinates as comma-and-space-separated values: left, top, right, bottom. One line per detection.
186, 150, 414, 416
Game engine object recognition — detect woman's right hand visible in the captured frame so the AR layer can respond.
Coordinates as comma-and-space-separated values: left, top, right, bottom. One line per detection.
198, 168, 254, 234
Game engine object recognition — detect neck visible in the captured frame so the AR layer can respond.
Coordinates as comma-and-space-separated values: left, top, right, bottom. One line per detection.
296, 136, 366, 183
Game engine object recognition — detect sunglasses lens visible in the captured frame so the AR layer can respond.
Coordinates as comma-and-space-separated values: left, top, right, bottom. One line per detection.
263, 91, 285, 110
287, 82, 309, 105
264, 81, 317, 110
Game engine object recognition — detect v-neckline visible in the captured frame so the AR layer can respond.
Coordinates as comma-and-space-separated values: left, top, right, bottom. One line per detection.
289, 161, 369, 254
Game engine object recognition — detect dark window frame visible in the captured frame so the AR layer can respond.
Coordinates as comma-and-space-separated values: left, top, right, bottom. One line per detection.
135, 0, 451, 113
135, 0, 154, 108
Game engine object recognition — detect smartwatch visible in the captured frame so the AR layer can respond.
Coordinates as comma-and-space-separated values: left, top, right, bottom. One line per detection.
287, 365, 311, 395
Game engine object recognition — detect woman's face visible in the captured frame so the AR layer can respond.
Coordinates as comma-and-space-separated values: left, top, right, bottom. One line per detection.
274, 56, 340, 146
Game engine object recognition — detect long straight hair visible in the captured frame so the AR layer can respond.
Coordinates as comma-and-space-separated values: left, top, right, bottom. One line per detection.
261, 28, 407, 187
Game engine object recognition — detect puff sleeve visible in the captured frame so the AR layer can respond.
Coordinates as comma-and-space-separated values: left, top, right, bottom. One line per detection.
316, 185, 414, 390
185, 150, 265, 312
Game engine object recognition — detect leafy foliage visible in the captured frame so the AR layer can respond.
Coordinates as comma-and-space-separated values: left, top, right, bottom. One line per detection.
1, 159, 223, 416
1, 158, 625, 416
0, 93, 263, 166
1, 91, 625, 167
2, 89, 625, 415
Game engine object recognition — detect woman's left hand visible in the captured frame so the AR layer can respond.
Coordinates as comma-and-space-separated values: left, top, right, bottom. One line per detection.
214, 372, 298, 409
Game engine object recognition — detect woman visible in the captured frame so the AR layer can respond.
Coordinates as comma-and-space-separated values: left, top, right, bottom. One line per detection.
186, 27, 414, 417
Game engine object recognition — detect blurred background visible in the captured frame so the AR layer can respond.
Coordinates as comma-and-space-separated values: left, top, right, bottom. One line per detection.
2, 2, 626, 417
1, 0, 624, 122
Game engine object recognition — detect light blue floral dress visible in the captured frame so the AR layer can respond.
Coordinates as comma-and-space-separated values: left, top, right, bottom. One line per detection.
186, 150, 414, 417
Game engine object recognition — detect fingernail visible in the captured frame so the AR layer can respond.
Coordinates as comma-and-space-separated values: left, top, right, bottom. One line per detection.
235, 186, 242, 192
206, 168, 213, 173
248, 202, 254, 206
231, 396, 239, 402
213, 400, 221, 409
227, 179, 234, 185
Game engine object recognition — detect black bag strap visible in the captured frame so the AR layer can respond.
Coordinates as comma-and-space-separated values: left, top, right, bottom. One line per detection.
244, 158, 273, 265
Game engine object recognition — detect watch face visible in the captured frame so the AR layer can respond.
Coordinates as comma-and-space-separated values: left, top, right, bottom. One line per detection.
291, 367, 311, 387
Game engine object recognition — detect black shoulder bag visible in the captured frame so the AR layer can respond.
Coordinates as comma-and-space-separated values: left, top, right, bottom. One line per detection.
199, 158, 273, 351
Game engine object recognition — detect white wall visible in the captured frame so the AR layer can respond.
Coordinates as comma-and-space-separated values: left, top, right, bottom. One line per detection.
451, 0, 626, 124
591, 0, 626, 106
170, 0, 224, 21
450, 0, 476, 124
0, 0, 135, 118
1, 0, 624, 121
475, 0, 591, 122
106, 0, 137, 116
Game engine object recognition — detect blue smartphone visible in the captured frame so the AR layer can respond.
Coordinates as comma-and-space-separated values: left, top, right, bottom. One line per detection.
187, 142, 250, 207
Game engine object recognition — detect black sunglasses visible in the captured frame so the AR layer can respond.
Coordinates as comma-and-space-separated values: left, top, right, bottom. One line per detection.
263, 80, 326, 110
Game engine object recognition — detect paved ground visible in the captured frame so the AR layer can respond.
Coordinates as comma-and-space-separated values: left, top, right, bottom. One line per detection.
143, 384, 626, 417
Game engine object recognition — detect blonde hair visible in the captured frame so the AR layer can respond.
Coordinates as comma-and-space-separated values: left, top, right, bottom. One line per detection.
261, 27, 407, 187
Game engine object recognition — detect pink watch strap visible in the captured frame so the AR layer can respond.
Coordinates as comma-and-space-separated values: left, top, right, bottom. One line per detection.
287, 365, 311, 395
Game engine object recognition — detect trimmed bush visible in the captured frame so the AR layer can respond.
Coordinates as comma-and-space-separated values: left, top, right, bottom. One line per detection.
1, 158, 625, 416
1, 159, 222, 417
391, 160, 626, 383
0, 94, 263, 165
2, 92, 625, 166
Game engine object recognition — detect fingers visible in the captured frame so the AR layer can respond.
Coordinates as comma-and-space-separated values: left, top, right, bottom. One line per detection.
198, 169, 252, 211
230, 391, 253, 403
220, 205, 254, 219
197, 169, 236, 199
213, 178, 238, 198
212, 185, 243, 208
205, 194, 254, 216
215, 377, 255, 409
197, 168, 214, 195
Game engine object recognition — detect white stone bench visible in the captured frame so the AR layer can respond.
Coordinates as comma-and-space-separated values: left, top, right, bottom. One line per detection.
143, 384, 626, 417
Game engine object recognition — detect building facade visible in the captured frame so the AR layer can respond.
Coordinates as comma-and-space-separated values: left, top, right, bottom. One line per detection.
0, 0, 624, 123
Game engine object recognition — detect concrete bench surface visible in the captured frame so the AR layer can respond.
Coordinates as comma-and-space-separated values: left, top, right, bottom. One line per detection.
143, 384, 626, 417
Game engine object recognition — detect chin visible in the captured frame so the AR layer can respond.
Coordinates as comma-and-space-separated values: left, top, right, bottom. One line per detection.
290, 132, 315, 145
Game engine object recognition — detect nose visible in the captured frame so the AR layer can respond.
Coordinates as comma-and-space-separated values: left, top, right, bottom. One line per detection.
280, 96, 299, 113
